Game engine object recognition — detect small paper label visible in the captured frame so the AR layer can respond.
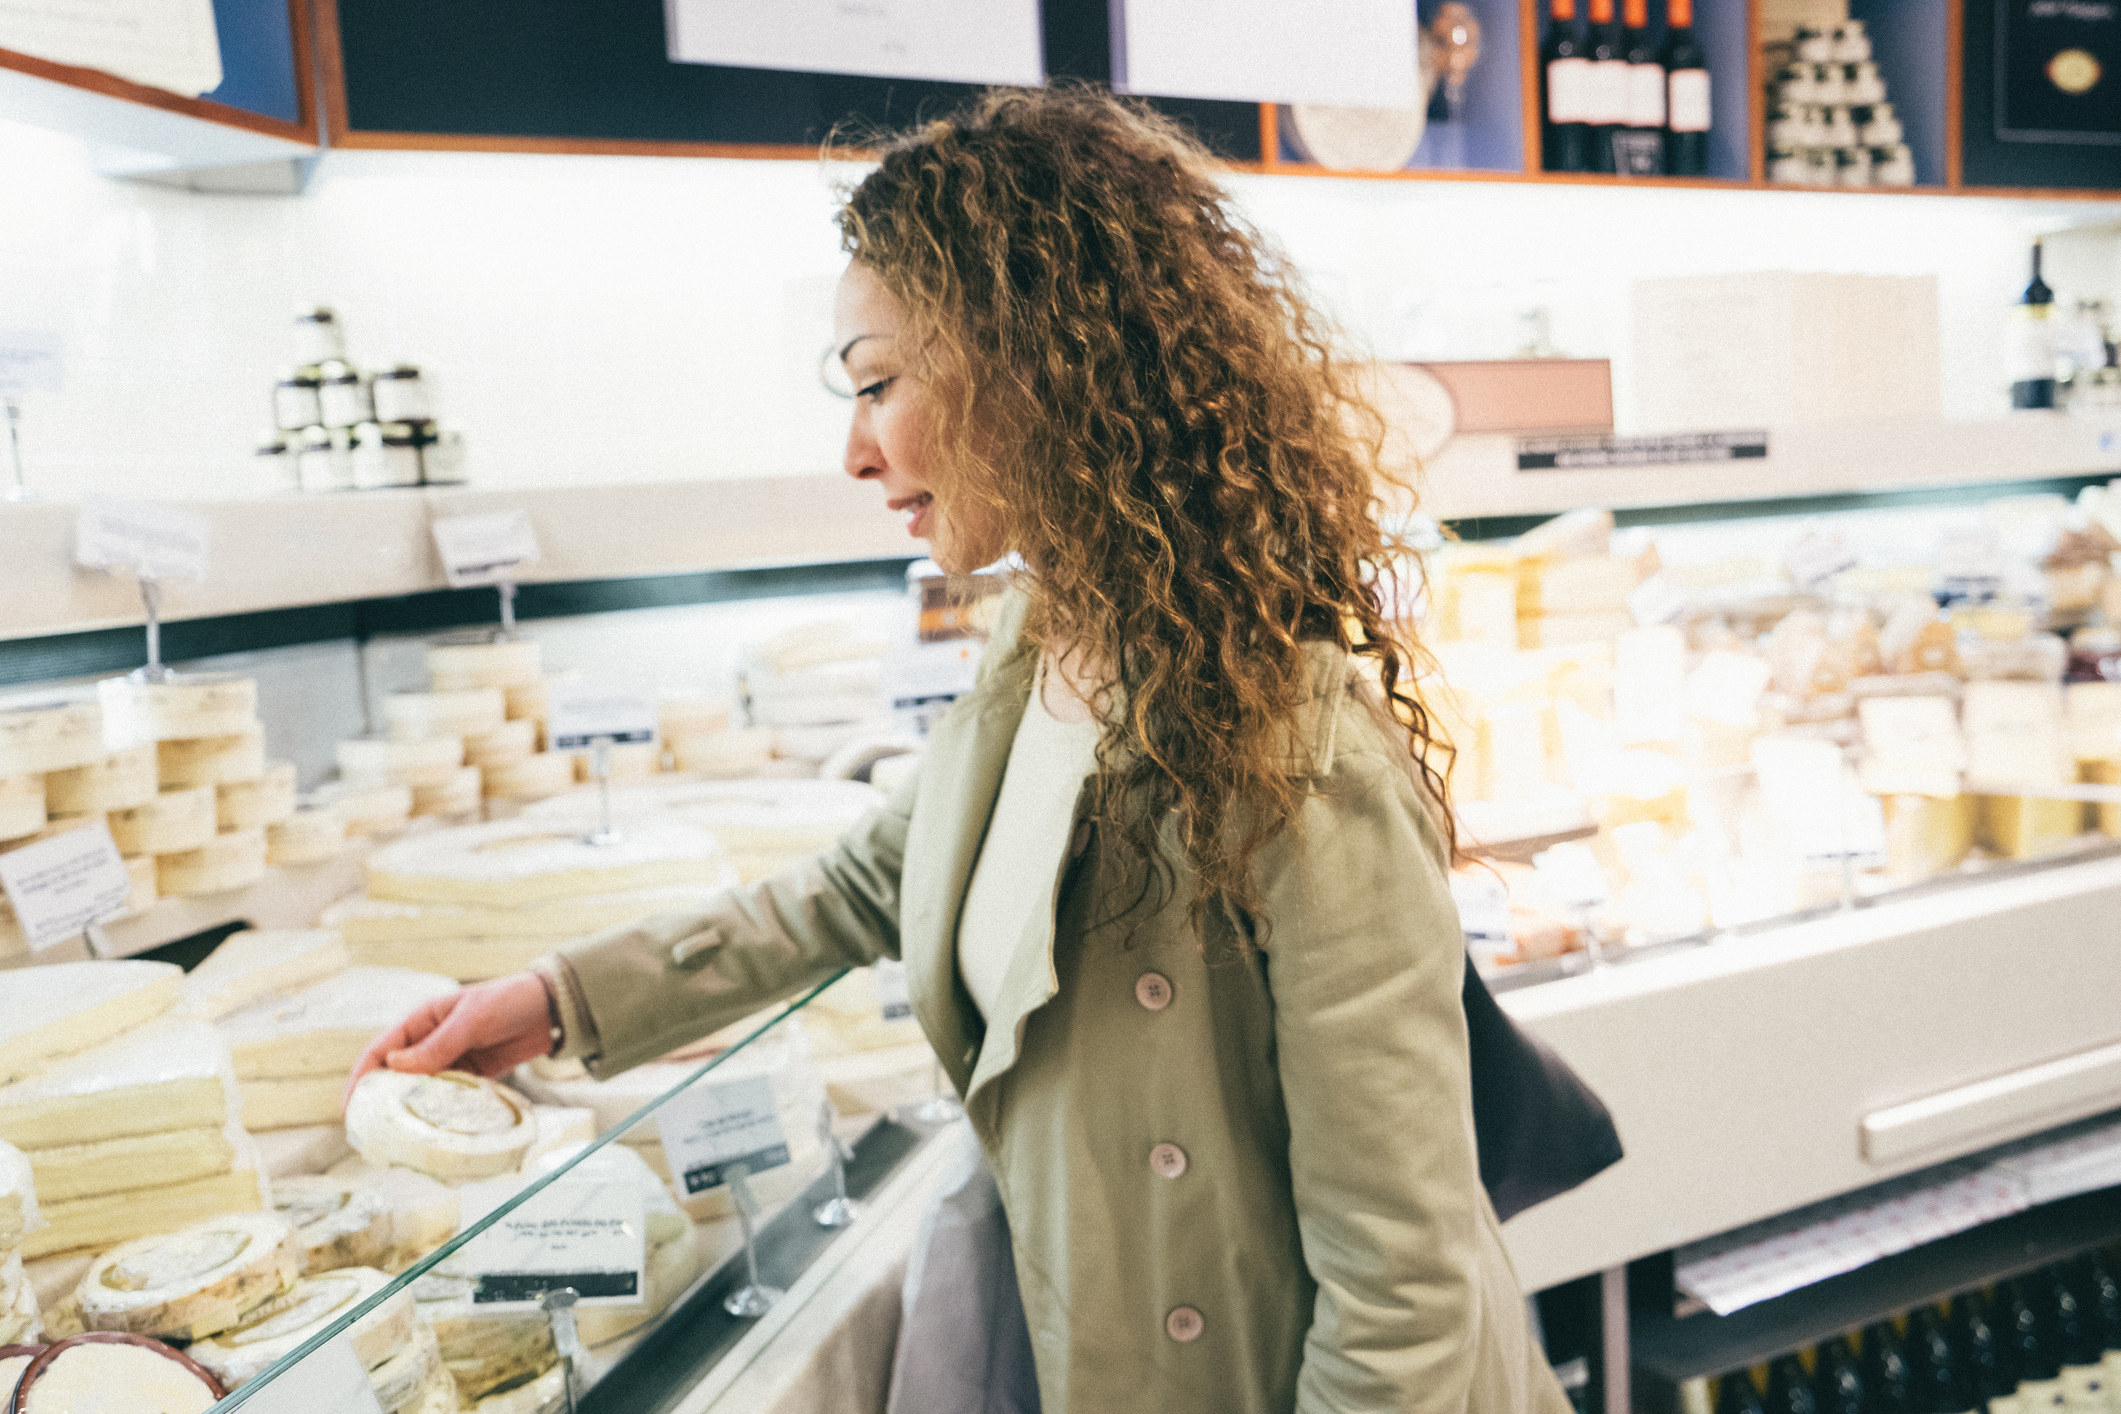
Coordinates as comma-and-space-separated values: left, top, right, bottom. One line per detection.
230, 1333, 383, 1414
1783, 529, 1857, 589
546, 683, 658, 751
0, 331, 63, 397
873, 959, 913, 1022
431, 510, 541, 588
0, 822, 132, 953
75, 499, 210, 582
657, 1074, 792, 1195
449, 1174, 647, 1311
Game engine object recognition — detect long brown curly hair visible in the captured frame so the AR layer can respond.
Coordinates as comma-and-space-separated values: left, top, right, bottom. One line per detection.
836, 86, 1452, 948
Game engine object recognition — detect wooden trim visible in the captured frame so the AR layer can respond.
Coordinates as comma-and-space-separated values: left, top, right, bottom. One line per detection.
1258, 102, 1280, 170
312, 0, 351, 141
1945, 0, 1965, 187
1520, 0, 1542, 173
1745, 0, 1765, 182
0, 42, 312, 144
285, 0, 317, 139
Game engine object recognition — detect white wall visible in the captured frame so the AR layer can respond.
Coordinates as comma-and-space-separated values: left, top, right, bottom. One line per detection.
2, 114, 2118, 502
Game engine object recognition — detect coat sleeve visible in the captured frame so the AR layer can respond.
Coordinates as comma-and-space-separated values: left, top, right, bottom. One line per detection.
555, 766, 917, 1078
1258, 746, 1484, 1413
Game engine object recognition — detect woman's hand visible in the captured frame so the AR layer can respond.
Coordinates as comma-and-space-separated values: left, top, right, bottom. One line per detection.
343, 971, 553, 1109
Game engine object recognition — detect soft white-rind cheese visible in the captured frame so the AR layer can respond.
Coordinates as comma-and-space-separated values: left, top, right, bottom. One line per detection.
78, 1213, 298, 1341
0, 961, 183, 1085
365, 818, 731, 906
177, 930, 352, 1023
272, 1177, 395, 1275
188, 1267, 413, 1387
12, 1335, 224, 1414
344, 1072, 536, 1182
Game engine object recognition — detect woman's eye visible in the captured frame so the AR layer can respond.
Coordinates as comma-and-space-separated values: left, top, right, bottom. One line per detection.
857, 376, 896, 402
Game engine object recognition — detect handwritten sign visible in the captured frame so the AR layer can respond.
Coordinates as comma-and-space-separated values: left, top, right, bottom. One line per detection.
450, 1174, 646, 1311
0, 822, 133, 953
75, 499, 210, 582
656, 1075, 792, 1195
431, 511, 541, 588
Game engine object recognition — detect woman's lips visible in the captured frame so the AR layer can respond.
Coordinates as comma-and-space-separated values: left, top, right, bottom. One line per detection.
889, 492, 933, 537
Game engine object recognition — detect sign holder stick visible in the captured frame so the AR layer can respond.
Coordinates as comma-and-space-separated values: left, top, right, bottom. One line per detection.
722, 1167, 783, 1318
2, 399, 28, 502
812, 1100, 859, 1229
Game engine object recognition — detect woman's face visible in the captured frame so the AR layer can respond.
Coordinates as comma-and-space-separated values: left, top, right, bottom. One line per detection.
834, 261, 1006, 575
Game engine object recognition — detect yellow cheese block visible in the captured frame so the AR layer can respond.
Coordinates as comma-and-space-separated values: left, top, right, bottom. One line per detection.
0, 694, 103, 776
463, 720, 537, 769
108, 786, 217, 856
158, 729, 266, 789
337, 737, 466, 789
44, 745, 158, 815
0, 774, 43, 842
428, 639, 543, 692
25, 1126, 235, 1202
158, 827, 268, 898
1974, 794, 2086, 859
217, 762, 297, 830
23, 1164, 267, 1260
239, 1076, 347, 1131
0, 1018, 228, 1148
180, 929, 351, 1022
100, 674, 257, 747
2082, 759, 2121, 836
1517, 555, 1638, 619
2066, 682, 2121, 762
385, 689, 506, 744
481, 753, 574, 802
267, 808, 346, 866
411, 766, 483, 819
1881, 794, 1976, 885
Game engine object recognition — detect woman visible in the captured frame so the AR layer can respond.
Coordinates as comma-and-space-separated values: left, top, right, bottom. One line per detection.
349, 88, 1571, 1414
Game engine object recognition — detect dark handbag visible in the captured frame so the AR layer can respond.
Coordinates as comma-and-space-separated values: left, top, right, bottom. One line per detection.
1461, 960, 1624, 1222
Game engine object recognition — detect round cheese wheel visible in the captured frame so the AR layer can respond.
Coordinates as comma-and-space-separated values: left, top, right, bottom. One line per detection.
427, 638, 542, 692
501, 677, 571, 725
569, 742, 659, 784
367, 1322, 452, 1414
78, 1214, 298, 1342
156, 730, 265, 789
187, 1267, 412, 1389
107, 787, 216, 856
409, 1272, 556, 1402
266, 808, 346, 866
0, 696, 102, 778
216, 763, 297, 830
410, 766, 482, 820
310, 782, 414, 839
42, 746, 156, 815
337, 737, 465, 790
367, 817, 730, 906
344, 1071, 537, 1182
9, 1334, 223, 1414
0, 777, 43, 844
385, 689, 505, 744
272, 1177, 395, 1276
98, 676, 256, 748
463, 719, 536, 769
156, 827, 268, 898
670, 728, 775, 779
480, 753, 574, 803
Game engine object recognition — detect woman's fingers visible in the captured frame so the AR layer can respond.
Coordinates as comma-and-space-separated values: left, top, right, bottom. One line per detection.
344, 993, 460, 1105
343, 973, 553, 1110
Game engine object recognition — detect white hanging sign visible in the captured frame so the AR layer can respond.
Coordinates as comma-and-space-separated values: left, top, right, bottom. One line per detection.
449, 1174, 648, 1312
656, 1075, 793, 1195
665, 0, 1043, 86
0, 821, 133, 954
546, 683, 657, 752
1111, 0, 1419, 108
0, 0, 223, 96
0, 331, 63, 397
431, 511, 541, 588
75, 499, 210, 582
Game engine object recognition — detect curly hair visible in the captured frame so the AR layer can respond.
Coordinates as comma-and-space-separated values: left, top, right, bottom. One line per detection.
836, 86, 1452, 949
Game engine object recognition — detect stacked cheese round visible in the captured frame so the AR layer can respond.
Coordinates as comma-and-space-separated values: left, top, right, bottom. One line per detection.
480, 752, 575, 803
524, 777, 882, 881
426, 637, 542, 692
0, 695, 103, 778
365, 817, 732, 907
43, 746, 156, 816
78, 1212, 297, 1341
216, 762, 296, 830
99, 675, 256, 750
568, 741, 660, 784
384, 689, 505, 744
188, 1265, 414, 1389
337, 737, 465, 791
98, 675, 273, 910
157, 827, 267, 898
266, 804, 347, 866
308, 781, 413, 840
463, 719, 537, 769
0, 774, 45, 844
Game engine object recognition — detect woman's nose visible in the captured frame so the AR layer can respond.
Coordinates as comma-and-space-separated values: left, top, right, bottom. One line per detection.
844, 414, 883, 481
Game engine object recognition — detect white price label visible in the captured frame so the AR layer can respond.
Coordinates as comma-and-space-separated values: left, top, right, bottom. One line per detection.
884, 638, 981, 710
546, 683, 657, 752
656, 1075, 792, 1195
0, 331, 62, 397
449, 1174, 647, 1311
873, 959, 913, 1023
1783, 530, 1857, 590
431, 511, 541, 588
230, 1334, 382, 1414
0, 822, 132, 953
75, 499, 210, 582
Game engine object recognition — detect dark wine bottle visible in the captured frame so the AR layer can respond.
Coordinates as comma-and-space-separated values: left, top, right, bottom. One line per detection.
1950, 1289, 2016, 1411
1813, 1335, 1867, 1414
2050, 1266, 2109, 1411
2005, 1276, 2064, 1410
1542, 0, 1592, 172
1661, 0, 1711, 175
2009, 241, 2058, 410
1908, 1306, 1976, 1414
1862, 1319, 1919, 1414
1620, 0, 1666, 175
1765, 1353, 1821, 1414
1719, 1367, 1770, 1414
1585, 0, 1628, 173
2082, 1251, 2121, 1355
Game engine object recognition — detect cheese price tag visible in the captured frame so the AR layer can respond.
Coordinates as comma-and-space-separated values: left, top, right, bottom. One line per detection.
0, 821, 132, 953
449, 1173, 647, 1311
656, 1074, 792, 1195
0, 330, 62, 397
546, 683, 658, 752
431, 510, 541, 588
229, 1334, 383, 1414
75, 498, 210, 582
873, 958, 913, 1022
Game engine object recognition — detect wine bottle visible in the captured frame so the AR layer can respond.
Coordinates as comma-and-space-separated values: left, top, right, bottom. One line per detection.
2009, 241, 2058, 410
1814, 1335, 1868, 1414
1585, 0, 1628, 172
2006, 1277, 2065, 1411
1662, 0, 1711, 175
1864, 1319, 1919, 1414
1909, 1306, 1978, 1414
1765, 1353, 1821, 1414
1620, 0, 1667, 175
1542, 0, 1592, 172
2048, 1266, 2108, 1412
1719, 1367, 1770, 1414
1951, 1289, 2020, 1414
2080, 1254, 2121, 1394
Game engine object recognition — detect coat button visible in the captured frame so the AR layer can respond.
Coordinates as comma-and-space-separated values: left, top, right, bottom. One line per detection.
1134, 972, 1173, 1011
1149, 1142, 1188, 1179
1165, 1306, 1204, 1343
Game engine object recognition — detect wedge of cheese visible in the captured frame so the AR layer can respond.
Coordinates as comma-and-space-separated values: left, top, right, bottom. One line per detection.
324, 1161, 459, 1271
178, 930, 351, 1023
366, 818, 732, 907
24, 1127, 234, 1204
523, 777, 879, 880
26, 1162, 268, 1262
78, 1212, 296, 1341
189, 1266, 414, 1388
339, 935, 564, 984
0, 1018, 231, 1151
369, 1319, 454, 1414
253, 1123, 353, 1180
323, 884, 725, 945
0, 960, 182, 1084
219, 968, 458, 1085
344, 1071, 537, 1182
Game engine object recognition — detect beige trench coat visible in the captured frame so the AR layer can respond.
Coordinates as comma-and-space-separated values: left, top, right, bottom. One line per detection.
556, 599, 1570, 1414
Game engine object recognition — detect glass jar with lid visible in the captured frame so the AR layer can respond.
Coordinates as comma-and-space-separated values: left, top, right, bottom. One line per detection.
293, 307, 346, 367
351, 421, 423, 489
369, 365, 430, 423
317, 366, 372, 429
294, 425, 353, 492
254, 431, 296, 493
272, 370, 322, 431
